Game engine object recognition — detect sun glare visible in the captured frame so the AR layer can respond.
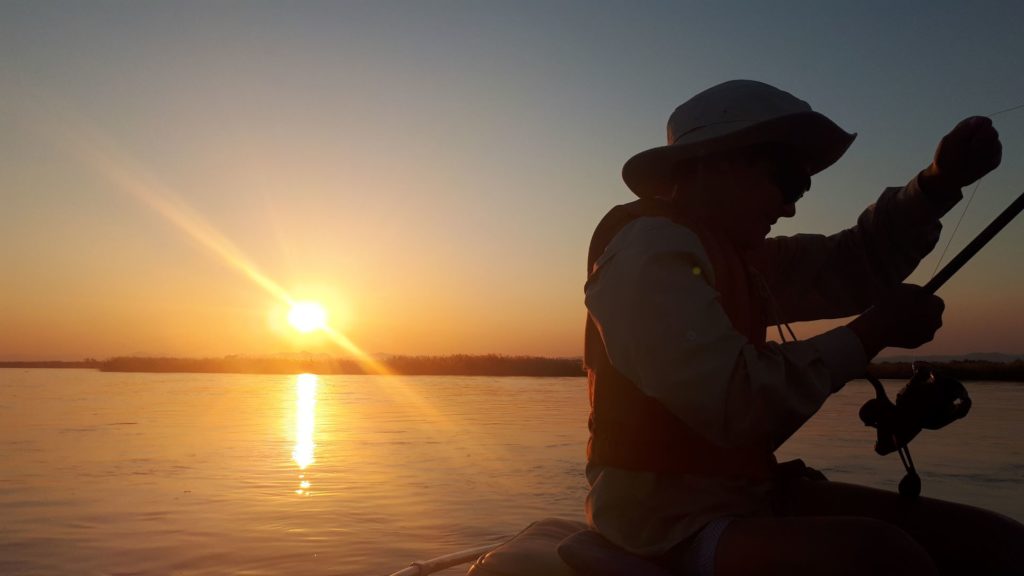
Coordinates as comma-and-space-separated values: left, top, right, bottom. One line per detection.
288, 301, 328, 333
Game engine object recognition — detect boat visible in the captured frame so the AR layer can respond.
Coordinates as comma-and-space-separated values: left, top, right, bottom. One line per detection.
386, 518, 586, 576
387, 517, 676, 576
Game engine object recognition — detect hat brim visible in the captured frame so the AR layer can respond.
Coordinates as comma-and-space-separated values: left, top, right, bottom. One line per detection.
621, 111, 856, 198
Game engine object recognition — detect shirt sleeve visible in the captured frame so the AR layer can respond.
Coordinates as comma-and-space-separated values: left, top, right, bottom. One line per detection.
585, 217, 867, 450
751, 173, 963, 323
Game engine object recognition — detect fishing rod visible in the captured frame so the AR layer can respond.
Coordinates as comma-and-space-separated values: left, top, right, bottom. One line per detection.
862, 186, 1024, 498
924, 188, 1024, 294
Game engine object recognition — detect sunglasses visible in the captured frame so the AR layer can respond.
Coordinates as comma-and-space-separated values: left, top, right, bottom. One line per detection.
770, 162, 811, 204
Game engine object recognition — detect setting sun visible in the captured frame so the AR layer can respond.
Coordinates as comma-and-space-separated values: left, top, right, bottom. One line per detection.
288, 301, 328, 333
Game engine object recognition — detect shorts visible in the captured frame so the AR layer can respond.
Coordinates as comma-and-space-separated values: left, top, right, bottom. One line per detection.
660, 460, 826, 575
658, 516, 734, 576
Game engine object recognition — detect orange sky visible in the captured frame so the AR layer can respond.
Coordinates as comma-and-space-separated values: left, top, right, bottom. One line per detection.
2, 3, 1024, 360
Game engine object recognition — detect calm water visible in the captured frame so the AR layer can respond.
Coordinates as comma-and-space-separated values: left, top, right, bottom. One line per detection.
1, 369, 1022, 575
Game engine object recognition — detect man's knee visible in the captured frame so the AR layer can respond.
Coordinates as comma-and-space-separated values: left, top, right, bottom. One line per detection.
979, 512, 1024, 574
837, 518, 937, 576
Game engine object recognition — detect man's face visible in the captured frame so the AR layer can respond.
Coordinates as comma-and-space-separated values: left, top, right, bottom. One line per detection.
714, 151, 809, 249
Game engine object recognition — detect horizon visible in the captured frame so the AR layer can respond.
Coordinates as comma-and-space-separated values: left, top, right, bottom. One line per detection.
5, 349, 1024, 364
3, 2, 1024, 361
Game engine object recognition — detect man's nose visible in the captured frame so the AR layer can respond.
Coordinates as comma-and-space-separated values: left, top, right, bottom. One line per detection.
780, 202, 797, 218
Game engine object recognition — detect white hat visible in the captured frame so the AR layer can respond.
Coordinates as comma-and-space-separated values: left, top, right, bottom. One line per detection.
622, 80, 856, 198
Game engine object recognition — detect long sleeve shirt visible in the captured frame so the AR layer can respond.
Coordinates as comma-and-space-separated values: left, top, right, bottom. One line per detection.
583, 174, 962, 555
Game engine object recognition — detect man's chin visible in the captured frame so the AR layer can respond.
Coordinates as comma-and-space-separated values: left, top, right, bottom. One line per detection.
752, 224, 772, 245
741, 233, 769, 250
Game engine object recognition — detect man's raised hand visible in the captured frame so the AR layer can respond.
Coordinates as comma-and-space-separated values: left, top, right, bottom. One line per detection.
925, 116, 1002, 189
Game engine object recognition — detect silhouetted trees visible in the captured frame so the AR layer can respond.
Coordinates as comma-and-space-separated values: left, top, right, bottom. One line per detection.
5, 356, 1024, 380
94, 354, 586, 377
0, 359, 102, 369
384, 354, 582, 376
869, 360, 1024, 382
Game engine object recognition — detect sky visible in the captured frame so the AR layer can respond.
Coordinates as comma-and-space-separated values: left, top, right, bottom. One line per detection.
2, 1, 1024, 361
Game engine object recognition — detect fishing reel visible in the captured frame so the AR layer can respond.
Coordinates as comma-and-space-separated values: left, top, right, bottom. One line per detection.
859, 362, 971, 498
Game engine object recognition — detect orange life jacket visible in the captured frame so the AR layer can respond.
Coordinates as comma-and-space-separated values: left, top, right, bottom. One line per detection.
584, 198, 776, 476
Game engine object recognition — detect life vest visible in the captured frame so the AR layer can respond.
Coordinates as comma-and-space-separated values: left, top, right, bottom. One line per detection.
584, 198, 776, 476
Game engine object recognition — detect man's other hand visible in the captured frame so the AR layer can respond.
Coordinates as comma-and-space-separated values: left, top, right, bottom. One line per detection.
848, 284, 945, 359
924, 116, 1002, 189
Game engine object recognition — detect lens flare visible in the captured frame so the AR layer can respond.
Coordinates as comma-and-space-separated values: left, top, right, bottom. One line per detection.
29, 105, 519, 490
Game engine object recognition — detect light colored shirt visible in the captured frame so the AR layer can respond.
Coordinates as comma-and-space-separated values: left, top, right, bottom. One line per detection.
583, 175, 961, 555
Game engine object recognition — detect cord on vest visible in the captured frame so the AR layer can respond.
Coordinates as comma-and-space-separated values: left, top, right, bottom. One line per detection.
752, 267, 799, 344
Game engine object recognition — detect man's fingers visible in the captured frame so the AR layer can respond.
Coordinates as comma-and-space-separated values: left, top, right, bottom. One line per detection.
971, 127, 998, 147
970, 115, 992, 128
936, 116, 1002, 185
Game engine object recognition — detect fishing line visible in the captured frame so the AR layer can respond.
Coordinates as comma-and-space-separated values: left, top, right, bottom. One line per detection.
929, 101, 1024, 278
931, 181, 982, 279
987, 101, 1024, 117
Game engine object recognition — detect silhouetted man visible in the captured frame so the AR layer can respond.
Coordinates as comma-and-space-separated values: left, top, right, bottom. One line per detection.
583, 80, 1021, 575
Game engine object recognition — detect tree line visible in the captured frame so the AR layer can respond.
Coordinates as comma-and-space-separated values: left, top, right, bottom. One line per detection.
92, 354, 587, 377
3, 356, 1023, 380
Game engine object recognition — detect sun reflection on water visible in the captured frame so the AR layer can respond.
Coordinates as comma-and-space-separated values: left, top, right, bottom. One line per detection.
292, 373, 317, 495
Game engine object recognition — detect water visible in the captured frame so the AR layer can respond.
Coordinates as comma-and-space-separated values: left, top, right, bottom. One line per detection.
0, 369, 1021, 575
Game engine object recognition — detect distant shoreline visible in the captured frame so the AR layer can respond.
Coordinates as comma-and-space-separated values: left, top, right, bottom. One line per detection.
0, 355, 582, 377
2, 355, 1024, 381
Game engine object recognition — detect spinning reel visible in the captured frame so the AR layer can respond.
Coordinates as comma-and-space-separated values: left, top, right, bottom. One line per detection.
859, 362, 971, 497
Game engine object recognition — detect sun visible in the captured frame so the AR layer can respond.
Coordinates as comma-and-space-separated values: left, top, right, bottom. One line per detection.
288, 301, 328, 333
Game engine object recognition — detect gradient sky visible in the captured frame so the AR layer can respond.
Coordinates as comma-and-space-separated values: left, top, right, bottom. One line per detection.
2, 1, 1023, 360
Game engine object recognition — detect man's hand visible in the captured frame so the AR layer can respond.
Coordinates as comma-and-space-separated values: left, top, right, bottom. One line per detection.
848, 284, 945, 359
923, 116, 1002, 190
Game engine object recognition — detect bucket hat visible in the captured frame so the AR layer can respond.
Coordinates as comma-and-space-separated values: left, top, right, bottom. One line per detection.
622, 80, 856, 198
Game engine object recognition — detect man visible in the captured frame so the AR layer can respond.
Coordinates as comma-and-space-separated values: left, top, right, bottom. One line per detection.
583, 80, 1021, 575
